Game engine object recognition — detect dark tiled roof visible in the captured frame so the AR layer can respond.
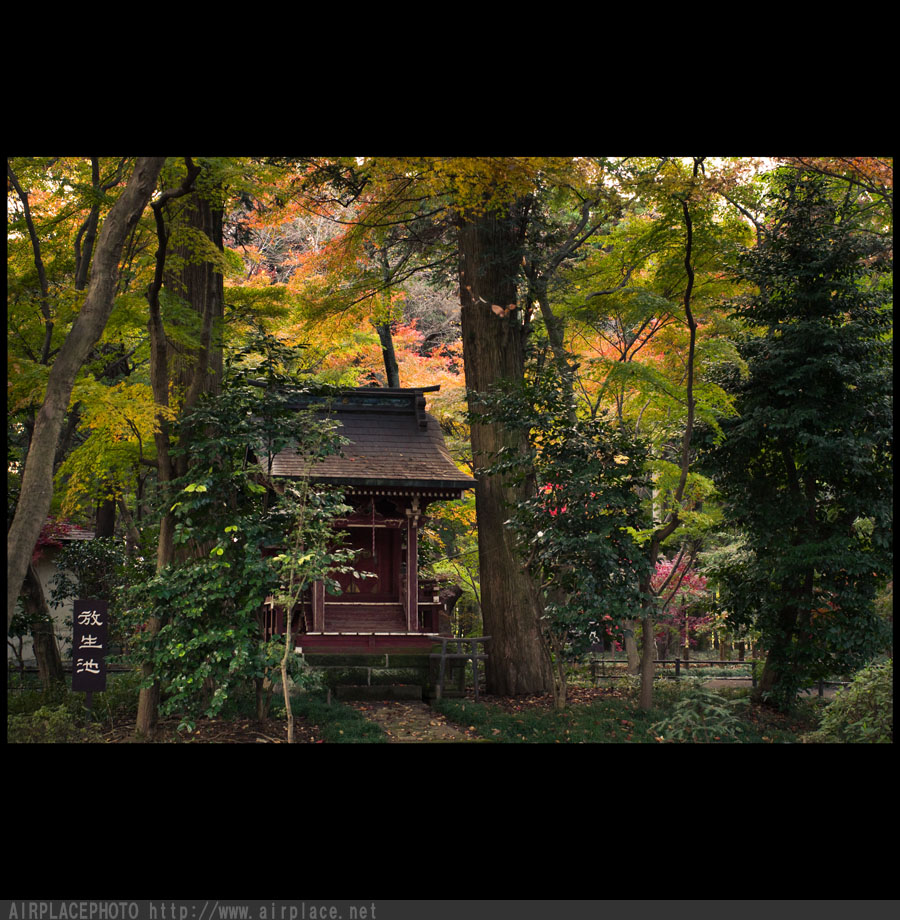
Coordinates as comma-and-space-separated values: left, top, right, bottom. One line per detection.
62, 526, 96, 541
41, 520, 95, 541
269, 388, 475, 492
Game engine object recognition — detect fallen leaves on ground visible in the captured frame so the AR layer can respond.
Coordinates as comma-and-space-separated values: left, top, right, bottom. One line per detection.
348, 701, 481, 742
99, 715, 320, 743
468, 686, 625, 714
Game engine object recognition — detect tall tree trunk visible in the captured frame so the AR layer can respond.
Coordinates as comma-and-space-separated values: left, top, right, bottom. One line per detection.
375, 321, 401, 387
136, 170, 225, 737
754, 605, 799, 705
636, 164, 702, 712
7, 157, 166, 631
623, 619, 641, 673
94, 497, 116, 538
639, 610, 656, 711
22, 562, 66, 689
753, 569, 814, 708
530, 278, 578, 426
458, 210, 552, 696
167, 193, 226, 413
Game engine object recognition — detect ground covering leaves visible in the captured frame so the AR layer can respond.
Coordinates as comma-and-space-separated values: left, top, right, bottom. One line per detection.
430, 686, 822, 743
97, 715, 321, 743
11, 683, 823, 743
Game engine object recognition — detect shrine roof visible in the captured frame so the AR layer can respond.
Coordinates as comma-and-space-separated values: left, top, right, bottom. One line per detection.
268, 387, 475, 494
40, 519, 95, 541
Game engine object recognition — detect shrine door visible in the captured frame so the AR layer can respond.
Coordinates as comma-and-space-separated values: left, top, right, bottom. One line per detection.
333, 527, 399, 601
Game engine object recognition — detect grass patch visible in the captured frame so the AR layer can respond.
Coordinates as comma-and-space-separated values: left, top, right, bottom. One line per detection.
432, 682, 823, 743
7, 676, 390, 742
431, 696, 663, 743
7, 670, 142, 738
290, 692, 388, 743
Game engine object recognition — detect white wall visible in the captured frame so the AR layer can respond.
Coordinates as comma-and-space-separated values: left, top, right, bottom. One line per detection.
7, 551, 75, 668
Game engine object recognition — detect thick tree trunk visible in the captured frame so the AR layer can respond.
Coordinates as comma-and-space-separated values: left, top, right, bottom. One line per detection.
753, 534, 816, 708
458, 210, 552, 696
22, 563, 65, 689
95, 498, 116, 538
637, 564, 661, 708
754, 655, 779, 700
623, 619, 641, 673
752, 593, 807, 708
167, 193, 226, 412
136, 177, 225, 737
639, 613, 656, 711
255, 677, 274, 721
7, 157, 166, 631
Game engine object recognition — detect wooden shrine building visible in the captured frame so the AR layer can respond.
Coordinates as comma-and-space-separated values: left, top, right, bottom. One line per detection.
265, 386, 474, 653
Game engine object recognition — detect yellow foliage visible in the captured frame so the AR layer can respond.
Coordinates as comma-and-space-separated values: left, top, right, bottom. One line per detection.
8, 356, 51, 411
364, 156, 585, 216
55, 377, 176, 514
70, 377, 174, 439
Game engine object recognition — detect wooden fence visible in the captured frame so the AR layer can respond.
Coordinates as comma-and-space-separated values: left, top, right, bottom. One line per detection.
590, 657, 851, 696
590, 657, 757, 685
431, 636, 489, 701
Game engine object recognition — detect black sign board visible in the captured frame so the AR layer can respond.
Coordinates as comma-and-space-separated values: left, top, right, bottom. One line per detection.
71, 599, 109, 693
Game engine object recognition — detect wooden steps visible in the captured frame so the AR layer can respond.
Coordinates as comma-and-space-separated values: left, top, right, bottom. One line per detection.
323, 603, 406, 633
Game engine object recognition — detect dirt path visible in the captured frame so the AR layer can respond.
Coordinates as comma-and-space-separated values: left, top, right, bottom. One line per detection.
702, 678, 840, 699
346, 701, 482, 742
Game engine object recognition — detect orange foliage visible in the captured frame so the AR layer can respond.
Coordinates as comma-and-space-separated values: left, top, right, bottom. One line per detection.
320, 318, 464, 399
780, 157, 892, 202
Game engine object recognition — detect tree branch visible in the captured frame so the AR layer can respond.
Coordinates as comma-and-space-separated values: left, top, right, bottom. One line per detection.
8, 156, 166, 630
7, 159, 53, 364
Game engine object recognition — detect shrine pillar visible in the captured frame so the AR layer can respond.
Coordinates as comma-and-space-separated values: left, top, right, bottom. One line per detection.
312, 579, 325, 632
405, 498, 421, 631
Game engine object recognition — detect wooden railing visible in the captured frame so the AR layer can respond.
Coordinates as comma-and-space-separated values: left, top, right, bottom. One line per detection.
589, 658, 853, 697
590, 657, 758, 686
418, 577, 457, 634
430, 636, 490, 701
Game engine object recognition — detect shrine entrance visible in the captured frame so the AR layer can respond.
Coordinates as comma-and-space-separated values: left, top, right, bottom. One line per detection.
333, 526, 400, 601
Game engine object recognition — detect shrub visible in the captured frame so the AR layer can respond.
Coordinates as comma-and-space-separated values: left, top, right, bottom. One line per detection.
804, 658, 892, 744
651, 683, 747, 742
8, 704, 102, 743
616, 673, 642, 699
652, 675, 702, 704
91, 670, 143, 725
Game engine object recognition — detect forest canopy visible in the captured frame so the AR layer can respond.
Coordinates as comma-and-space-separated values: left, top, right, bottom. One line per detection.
7, 155, 892, 730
